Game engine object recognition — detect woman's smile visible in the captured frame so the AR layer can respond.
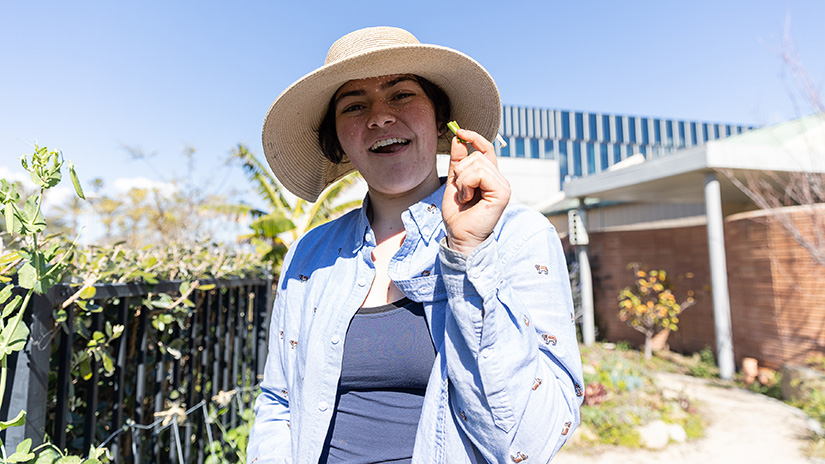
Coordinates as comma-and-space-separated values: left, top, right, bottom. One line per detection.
369, 137, 411, 154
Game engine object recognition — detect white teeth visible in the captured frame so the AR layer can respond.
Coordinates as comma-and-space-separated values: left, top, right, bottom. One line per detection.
370, 137, 408, 151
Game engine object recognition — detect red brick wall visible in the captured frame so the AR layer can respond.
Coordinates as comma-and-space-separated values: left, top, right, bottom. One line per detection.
569, 206, 825, 369
727, 209, 825, 368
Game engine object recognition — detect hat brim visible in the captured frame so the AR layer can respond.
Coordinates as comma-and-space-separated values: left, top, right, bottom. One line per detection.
262, 43, 501, 202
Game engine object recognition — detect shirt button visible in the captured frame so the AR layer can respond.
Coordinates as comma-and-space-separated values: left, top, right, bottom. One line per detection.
481, 349, 490, 359
331, 335, 340, 345
318, 401, 328, 412
364, 232, 372, 242
357, 278, 367, 287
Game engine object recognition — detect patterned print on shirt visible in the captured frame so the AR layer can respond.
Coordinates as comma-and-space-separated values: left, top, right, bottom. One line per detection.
562, 421, 572, 435
511, 451, 528, 462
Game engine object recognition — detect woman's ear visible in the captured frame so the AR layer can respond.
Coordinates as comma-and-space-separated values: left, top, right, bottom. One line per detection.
437, 121, 448, 136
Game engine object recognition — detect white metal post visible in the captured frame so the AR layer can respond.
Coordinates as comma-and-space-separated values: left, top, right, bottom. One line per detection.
704, 172, 735, 379
572, 203, 595, 346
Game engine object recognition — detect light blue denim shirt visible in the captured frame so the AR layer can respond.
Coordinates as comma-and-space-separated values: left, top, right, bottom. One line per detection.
247, 184, 584, 464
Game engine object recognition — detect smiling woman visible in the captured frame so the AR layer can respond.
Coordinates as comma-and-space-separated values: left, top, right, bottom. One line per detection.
248, 26, 584, 464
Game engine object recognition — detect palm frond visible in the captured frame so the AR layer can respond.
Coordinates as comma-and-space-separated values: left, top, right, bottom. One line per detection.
249, 212, 296, 238
301, 173, 362, 234
230, 145, 290, 215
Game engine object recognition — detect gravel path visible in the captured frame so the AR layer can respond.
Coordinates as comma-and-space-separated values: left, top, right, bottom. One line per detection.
552, 372, 818, 464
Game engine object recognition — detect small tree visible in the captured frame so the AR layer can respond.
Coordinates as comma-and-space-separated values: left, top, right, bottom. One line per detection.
617, 263, 695, 359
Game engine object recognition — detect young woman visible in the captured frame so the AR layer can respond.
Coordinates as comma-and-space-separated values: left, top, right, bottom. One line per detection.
247, 26, 583, 464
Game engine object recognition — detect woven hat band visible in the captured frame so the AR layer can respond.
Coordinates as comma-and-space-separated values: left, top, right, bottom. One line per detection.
325, 27, 420, 64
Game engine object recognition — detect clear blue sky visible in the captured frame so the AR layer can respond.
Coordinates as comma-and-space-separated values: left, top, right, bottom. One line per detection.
1, 0, 823, 207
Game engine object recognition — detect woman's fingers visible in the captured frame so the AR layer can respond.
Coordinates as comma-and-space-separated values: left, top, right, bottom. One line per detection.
443, 127, 511, 253
451, 152, 509, 204
449, 128, 497, 166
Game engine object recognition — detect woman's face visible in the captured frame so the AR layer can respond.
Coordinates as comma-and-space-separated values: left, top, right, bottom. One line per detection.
334, 74, 441, 200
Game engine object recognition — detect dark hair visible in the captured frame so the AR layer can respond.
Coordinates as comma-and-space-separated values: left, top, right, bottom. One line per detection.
318, 75, 452, 164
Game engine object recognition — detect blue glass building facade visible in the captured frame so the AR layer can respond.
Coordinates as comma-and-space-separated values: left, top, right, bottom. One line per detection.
495, 106, 756, 186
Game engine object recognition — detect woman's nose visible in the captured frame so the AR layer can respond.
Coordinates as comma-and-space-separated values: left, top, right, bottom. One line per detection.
367, 100, 396, 128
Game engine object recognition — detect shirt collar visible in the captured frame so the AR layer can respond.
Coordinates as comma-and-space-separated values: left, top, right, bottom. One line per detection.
352, 182, 446, 253
406, 182, 446, 245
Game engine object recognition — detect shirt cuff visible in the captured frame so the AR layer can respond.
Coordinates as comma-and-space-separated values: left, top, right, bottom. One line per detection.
438, 236, 470, 271
438, 235, 501, 299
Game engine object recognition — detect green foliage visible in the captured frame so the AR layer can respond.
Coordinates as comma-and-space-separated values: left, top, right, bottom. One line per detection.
745, 373, 783, 400
805, 352, 825, 373
687, 346, 719, 379
790, 387, 825, 460
204, 398, 256, 464
615, 340, 633, 352
574, 343, 705, 449
682, 414, 705, 439
579, 406, 643, 447
4, 438, 34, 463
790, 380, 825, 432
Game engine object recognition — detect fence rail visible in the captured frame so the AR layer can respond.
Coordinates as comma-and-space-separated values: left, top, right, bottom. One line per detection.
1, 277, 272, 463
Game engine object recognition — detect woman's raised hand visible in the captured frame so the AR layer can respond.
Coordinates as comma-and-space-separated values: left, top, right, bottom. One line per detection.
441, 128, 511, 255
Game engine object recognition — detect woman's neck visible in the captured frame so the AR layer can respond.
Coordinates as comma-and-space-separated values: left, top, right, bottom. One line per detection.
366, 173, 440, 242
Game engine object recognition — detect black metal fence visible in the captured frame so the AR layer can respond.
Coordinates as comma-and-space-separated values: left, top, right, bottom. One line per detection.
1, 277, 272, 463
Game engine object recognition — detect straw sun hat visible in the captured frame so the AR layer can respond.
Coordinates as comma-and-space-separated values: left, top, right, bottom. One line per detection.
262, 26, 502, 202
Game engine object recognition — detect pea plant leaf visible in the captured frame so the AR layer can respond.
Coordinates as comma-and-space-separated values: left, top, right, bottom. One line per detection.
19, 197, 46, 235
3, 201, 13, 234
0, 284, 13, 305
16, 263, 36, 290
5, 437, 34, 463
0, 410, 25, 430
1, 294, 22, 319
32, 447, 61, 464
0, 320, 30, 357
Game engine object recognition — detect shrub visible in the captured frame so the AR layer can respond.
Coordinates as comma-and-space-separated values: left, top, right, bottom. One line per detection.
618, 263, 695, 359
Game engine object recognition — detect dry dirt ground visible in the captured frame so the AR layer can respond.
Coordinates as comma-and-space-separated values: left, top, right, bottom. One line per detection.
552, 372, 819, 464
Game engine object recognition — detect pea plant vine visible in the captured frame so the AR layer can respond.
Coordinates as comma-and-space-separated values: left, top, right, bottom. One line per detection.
0, 146, 105, 463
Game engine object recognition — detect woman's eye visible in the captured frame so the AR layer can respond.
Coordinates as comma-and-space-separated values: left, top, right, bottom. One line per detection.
341, 104, 364, 113
393, 92, 415, 101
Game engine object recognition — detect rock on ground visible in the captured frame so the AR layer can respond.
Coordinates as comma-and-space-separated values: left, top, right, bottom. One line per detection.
553, 372, 815, 464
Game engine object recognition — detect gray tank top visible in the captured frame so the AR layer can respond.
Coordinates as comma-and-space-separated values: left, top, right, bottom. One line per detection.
319, 298, 436, 463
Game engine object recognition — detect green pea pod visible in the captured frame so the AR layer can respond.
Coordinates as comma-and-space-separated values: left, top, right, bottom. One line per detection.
68, 162, 85, 200
447, 120, 467, 143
